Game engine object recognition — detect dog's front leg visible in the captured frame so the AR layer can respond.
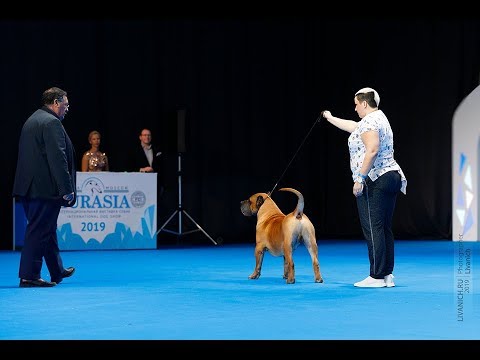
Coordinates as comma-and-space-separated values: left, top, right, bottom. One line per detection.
249, 245, 265, 280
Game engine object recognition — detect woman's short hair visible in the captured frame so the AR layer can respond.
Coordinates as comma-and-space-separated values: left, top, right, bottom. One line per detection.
355, 87, 380, 108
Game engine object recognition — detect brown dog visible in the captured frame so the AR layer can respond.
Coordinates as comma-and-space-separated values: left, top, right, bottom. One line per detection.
240, 187, 323, 284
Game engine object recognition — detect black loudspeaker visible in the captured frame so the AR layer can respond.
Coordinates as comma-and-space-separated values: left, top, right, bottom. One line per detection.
162, 108, 187, 154
177, 109, 186, 153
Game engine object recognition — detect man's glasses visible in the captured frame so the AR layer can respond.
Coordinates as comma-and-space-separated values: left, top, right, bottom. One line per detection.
56, 97, 69, 108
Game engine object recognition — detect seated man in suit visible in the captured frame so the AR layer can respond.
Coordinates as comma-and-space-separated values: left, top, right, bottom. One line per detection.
130, 128, 164, 194
133, 129, 160, 172
130, 129, 161, 171
129, 128, 169, 242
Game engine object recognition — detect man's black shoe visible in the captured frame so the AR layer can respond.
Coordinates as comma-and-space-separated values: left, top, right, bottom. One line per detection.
62, 267, 75, 278
19, 279, 57, 288
51, 267, 75, 283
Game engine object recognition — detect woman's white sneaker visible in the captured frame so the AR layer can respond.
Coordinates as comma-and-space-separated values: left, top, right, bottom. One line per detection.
354, 276, 387, 288
384, 274, 395, 287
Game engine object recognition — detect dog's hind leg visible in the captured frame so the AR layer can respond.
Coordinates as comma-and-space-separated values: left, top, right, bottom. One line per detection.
283, 256, 288, 279
249, 246, 266, 280
304, 234, 323, 283
283, 243, 295, 284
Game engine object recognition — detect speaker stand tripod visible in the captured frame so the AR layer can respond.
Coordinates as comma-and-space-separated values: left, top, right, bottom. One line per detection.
156, 153, 218, 245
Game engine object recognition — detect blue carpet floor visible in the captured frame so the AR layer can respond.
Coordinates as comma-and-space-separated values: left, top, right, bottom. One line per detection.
0, 240, 478, 346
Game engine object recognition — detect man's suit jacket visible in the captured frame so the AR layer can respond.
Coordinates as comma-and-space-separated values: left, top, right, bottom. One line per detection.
13, 106, 76, 206
129, 144, 164, 185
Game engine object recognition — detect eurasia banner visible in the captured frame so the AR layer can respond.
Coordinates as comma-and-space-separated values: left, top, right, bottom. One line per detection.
57, 172, 157, 250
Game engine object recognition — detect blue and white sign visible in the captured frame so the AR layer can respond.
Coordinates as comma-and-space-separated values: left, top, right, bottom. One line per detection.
57, 172, 157, 250
452, 85, 480, 241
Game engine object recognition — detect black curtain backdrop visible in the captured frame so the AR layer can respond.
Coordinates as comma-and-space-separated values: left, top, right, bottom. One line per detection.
2, 18, 480, 249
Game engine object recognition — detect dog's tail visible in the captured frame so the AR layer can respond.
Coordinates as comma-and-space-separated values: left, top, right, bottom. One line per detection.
279, 188, 304, 219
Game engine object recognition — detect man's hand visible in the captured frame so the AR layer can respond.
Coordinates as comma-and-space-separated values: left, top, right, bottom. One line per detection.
63, 192, 75, 204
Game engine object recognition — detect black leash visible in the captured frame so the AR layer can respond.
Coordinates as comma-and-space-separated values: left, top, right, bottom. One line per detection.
267, 112, 324, 196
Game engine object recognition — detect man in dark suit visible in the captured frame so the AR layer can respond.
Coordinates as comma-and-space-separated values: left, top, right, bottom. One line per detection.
130, 129, 162, 172
129, 128, 164, 193
13, 87, 77, 288
128, 128, 169, 241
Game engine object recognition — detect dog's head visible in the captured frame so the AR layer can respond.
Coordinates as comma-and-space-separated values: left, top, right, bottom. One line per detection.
85, 179, 103, 196
240, 192, 269, 216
